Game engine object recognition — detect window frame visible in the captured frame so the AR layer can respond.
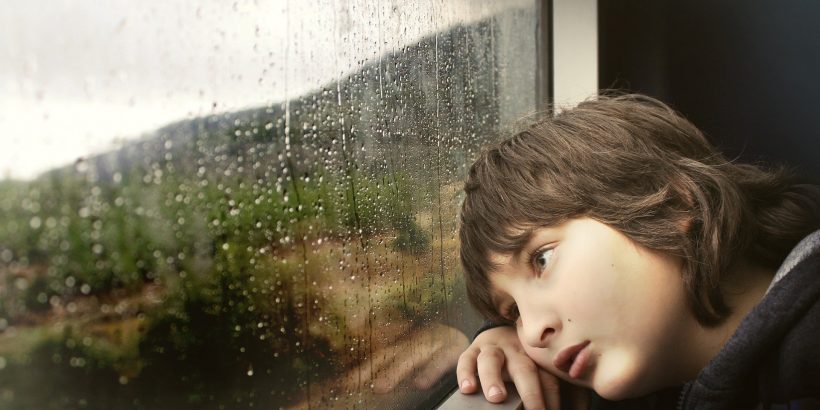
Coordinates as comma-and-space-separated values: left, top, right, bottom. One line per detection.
433, 0, 598, 407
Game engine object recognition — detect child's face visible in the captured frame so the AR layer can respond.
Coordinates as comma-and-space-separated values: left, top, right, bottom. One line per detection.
487, 217, 697, 400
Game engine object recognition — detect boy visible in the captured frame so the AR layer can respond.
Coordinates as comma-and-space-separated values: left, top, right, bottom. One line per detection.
455, 94, 820, 409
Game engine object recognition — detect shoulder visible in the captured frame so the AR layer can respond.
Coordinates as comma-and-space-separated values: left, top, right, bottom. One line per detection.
757, 245, 820, 404
682, 234, 820, 409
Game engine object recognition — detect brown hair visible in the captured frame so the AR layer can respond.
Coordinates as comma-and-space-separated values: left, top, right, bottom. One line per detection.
460, 93, 820, 325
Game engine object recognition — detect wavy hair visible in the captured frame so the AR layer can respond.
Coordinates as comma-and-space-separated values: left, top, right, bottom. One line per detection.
460, 93, 820, 325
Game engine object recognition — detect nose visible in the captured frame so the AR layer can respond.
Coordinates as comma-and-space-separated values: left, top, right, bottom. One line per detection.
518, 307, 561, 349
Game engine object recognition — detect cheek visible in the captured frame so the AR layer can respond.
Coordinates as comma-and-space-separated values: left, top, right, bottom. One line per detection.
556, 257, 624, 328
521, 343, 551, 369
573, 251, 678, 336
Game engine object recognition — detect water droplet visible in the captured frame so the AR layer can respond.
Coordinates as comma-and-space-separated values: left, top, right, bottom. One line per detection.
75, 158, 89, 173
14, 278, 28, 290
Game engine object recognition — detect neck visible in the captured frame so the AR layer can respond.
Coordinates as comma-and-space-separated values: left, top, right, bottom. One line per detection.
680, 260, 775, 381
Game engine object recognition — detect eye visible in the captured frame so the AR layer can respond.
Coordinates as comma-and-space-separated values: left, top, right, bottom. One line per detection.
532, 247, 555, 276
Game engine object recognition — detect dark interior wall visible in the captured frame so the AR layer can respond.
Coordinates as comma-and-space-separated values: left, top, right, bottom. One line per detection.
599, 0, 820, 180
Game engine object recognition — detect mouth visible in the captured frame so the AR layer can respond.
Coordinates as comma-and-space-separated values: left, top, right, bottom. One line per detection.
553, 340, 591, 379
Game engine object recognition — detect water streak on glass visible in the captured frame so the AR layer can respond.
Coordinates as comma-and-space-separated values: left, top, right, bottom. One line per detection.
0, 0, 538, 408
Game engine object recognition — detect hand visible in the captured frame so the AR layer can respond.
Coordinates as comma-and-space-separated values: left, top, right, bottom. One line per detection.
456, 325, 589, 410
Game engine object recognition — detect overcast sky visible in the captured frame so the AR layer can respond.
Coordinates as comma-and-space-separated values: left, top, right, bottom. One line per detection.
0, 0, 530, 180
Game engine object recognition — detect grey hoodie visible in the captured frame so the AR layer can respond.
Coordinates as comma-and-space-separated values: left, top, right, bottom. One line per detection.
677, 230, 820, 409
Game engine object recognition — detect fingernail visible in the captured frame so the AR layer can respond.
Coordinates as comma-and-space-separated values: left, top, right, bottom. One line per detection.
488, 385, 504, 398
460, 379, 472, 390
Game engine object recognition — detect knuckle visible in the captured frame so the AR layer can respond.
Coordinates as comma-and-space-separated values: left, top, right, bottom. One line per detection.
459, 347, 480, 361
515, 358, 538, 373
477, 348, 504, 362
457, 350, 473, 364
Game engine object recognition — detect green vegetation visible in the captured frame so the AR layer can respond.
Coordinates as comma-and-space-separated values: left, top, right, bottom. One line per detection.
0, 151, 438, 405
0, 17, 503, 409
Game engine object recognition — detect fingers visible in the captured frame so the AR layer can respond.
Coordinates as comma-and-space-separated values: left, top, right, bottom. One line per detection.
538, 369, 562, 410
456, 325, 569, 409
506, 354, 546, 410
456, 346, 480, 394
476, 347, 508, 403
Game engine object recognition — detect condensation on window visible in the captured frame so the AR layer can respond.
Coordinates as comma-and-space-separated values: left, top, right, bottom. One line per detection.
0, 0, 537, 408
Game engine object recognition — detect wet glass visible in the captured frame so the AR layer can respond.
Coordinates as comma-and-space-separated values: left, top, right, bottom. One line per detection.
0, 0, 538, 408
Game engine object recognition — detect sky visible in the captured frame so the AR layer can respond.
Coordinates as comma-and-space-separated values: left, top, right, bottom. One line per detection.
0, 0, 530, 180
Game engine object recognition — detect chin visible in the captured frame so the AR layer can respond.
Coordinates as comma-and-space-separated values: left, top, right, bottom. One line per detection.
593, 381, 634, 401
591, 362, 647, 401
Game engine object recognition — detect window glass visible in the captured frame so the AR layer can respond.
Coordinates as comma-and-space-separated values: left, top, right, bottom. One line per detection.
0, 0, 538, 408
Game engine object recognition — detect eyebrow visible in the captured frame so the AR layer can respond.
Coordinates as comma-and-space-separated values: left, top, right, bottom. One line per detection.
507, 229, 538, 264
486, 229, 535, 274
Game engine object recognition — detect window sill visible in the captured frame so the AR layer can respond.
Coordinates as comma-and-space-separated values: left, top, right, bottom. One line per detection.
436, 383, 522, 410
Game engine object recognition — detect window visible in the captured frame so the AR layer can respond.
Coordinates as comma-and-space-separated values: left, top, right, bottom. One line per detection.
0, 1, 540, 408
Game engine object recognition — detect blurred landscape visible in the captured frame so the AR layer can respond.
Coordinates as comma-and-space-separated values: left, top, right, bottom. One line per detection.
0, 14, 529, 408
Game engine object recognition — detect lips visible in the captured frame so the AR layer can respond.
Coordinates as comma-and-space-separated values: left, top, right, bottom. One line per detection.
553, 340, 591, 378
